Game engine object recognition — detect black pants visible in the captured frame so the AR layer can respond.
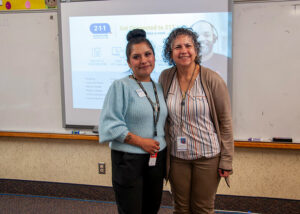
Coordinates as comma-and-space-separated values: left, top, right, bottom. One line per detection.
111, 149, 166, 214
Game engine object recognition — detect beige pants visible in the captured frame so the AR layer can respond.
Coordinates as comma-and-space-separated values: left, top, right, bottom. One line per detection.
169, 155, 220, 214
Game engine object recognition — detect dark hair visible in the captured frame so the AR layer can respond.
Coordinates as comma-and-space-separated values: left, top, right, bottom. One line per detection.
163, 27, 201, 65
126, 29, 155, 61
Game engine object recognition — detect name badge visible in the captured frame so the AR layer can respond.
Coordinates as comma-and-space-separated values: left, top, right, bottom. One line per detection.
148, 153, 157, 166
177, 136, 188, 152
136, 89, 146, 97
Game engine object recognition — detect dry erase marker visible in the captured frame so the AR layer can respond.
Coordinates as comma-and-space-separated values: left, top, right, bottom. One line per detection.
248, 138, 261, 141
72, 131, 86, 134
248, 137, 272, 142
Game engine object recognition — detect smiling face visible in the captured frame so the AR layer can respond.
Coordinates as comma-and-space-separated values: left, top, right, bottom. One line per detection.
127, 42, 155, 82
171, 35, 197, 68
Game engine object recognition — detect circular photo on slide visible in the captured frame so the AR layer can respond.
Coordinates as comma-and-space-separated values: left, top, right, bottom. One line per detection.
191, 20, 218, 62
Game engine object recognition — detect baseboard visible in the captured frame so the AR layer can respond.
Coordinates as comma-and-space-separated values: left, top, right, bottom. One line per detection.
0, 179, 299, 214
0, 178, 173, 206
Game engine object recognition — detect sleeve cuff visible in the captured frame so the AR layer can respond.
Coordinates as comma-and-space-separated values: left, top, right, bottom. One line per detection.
116, 130, 129, 143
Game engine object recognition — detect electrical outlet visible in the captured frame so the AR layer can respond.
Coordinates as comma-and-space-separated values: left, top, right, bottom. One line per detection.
98, 162, 106, 174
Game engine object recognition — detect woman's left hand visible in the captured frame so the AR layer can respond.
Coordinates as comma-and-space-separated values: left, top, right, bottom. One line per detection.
218, 169, 230, 177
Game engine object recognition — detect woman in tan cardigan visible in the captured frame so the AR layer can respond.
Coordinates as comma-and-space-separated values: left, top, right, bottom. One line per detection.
159, 27, 234, 214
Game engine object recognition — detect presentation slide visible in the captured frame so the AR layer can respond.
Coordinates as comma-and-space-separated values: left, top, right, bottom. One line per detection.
69, 12, 231, 110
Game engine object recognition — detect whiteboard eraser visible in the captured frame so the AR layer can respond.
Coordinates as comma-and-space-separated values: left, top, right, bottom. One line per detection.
272, 137, 292, 142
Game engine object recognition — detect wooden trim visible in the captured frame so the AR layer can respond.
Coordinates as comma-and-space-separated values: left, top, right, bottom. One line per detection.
0, 131, 98, 141
0, 131, 299, 149
234, 141, 300, 150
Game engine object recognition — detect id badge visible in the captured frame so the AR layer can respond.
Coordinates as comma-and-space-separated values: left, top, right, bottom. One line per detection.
148, 153, 157, 166
177, 136, 188, 152
136, 89, 146, 97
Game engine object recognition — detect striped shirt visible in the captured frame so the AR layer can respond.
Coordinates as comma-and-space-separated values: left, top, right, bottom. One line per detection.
167, 74, 220, 160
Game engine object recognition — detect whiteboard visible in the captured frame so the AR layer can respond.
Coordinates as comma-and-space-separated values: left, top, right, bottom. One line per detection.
0, 11, 67, 133
1, 1, 300, 142
232, 1, 300, 142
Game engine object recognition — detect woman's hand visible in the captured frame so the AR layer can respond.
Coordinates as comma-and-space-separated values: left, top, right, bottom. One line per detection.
124, 132, 160, 155
218, 168, 230, 177
140, 138, 160, 155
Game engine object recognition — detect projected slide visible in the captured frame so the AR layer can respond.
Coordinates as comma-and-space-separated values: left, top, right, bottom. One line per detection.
69, 12, 231, 110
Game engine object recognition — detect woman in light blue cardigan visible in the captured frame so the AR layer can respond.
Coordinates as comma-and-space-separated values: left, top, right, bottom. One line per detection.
99, 29, 167, 214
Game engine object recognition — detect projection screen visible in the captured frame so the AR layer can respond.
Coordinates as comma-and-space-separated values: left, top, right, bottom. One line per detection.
58, 0, 232, 128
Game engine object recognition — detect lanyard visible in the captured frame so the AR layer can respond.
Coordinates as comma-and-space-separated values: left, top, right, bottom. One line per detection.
132, 75, 160, 137
178, 64, 198, 128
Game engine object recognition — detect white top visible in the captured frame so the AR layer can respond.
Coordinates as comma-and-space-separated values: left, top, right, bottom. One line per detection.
167, 74, 220, 159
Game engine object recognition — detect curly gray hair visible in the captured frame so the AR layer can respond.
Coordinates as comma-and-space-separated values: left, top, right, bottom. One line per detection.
163, 27, 201, 65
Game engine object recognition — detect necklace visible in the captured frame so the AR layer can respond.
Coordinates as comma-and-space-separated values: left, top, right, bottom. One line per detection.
178, 64, 197, 104
177, 64, 198, 127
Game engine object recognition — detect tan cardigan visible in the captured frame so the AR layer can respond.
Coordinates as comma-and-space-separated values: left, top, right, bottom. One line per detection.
159, 66, 234, 180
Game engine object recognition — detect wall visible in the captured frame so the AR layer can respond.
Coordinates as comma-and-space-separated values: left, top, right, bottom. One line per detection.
0, 1, 300, 200
218, 147, 300, 199
0, 137, 112, 186
0, 137, 299, 200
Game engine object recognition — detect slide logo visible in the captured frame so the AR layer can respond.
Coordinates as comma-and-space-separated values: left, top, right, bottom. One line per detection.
90, 23, 111, 34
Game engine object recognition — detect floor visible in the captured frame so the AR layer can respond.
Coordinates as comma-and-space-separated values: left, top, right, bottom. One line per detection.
0, 193, 257, 214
